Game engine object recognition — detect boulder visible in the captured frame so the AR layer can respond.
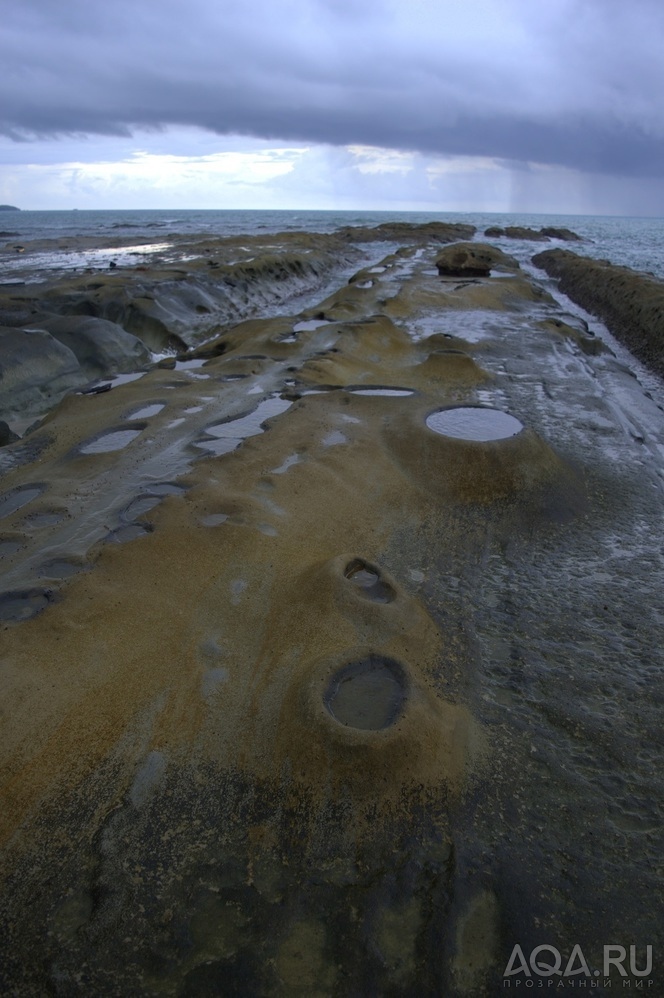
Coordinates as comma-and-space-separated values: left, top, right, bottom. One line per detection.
30, 314, 151, 376
0, 420, 19, 446
503, 226, 550, 241
483, 225, 581, 242
435, 242, 518, 277
0, 303, 39, 327
540, 226, 581, 241
0, 327, 84, 418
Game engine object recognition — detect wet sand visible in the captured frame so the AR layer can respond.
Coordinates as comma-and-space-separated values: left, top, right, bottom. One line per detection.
0, 227, 662, 995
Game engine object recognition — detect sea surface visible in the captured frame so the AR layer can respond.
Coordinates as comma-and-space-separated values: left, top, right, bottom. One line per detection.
2, 208, 664, 280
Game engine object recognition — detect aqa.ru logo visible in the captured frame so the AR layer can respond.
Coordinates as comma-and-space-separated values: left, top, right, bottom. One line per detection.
503, 944, 654, 988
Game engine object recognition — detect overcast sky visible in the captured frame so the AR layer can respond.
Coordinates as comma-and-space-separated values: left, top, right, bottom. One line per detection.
2, 0, 664, 215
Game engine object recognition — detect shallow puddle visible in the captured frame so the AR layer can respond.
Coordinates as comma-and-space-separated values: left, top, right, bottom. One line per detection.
270, 454, 301, 474
324, 656, 407, 730
292, 319, 331, 332
147, 482, 186, 496
322, 430, 347, 447
426, 407, 524, 441
84, 372, 147, 394
105, 523, 153, 543
121, 496, 162, 521
257, 523, 278, 537
126, 403, 165, 420
175, 359, 206, 371
80, 428, 144, 454
201, 667, 229, 699
349, 387, 414, 397
0, 588, 53, 622
23, 511, 66, 528
0, 538, 23, 557
202, 397, 293, 450
0, 485, 44, 520
194, 438, 239, 456
200, 514, 229, 527
40, 559, 88, 579
344, 558, 396, 603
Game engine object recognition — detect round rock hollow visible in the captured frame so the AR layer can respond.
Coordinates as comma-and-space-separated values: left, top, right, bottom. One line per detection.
426, 406, 523, 442
323, 655, 407, 731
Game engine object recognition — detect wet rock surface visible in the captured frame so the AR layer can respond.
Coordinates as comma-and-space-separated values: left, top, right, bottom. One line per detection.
0, 326, 83, 418
0, 222, 471, 428
29, 313, 151, 375
533, 247, 664, 378
484, 225, 581, 241
435, 241, 518, 277
0, 226, 663, 995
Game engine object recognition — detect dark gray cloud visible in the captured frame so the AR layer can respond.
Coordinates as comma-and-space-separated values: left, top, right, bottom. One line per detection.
3, 0, 664, 178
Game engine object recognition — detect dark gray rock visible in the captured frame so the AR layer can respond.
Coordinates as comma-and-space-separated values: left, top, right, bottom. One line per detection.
0, 420, 19, 446
503, 226, 550, 241
540, 227, 581, 241
31, 314, 151, 376
0, 326, 83, 418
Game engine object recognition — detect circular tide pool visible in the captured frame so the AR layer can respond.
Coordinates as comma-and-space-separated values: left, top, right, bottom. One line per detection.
323, 656, 407, 731
426, 406, 523, 441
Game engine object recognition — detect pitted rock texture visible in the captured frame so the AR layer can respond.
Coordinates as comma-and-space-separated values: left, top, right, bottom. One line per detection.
0, 225, 662, 996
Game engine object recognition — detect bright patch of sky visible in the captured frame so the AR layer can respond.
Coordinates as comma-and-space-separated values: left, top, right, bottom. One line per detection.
2, 0, 664, 215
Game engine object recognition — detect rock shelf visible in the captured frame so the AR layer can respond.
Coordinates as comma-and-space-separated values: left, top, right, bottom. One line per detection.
533, 247, 664, 378
0, 225, 662, 995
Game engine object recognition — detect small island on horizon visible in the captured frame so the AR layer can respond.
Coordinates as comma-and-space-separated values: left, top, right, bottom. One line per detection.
0, 205, 20, 212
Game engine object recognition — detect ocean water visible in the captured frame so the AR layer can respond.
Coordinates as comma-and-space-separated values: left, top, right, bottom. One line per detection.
2, 208, 664, 280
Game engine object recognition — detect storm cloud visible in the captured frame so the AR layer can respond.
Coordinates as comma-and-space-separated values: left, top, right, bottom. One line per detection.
3, 0, 664, 179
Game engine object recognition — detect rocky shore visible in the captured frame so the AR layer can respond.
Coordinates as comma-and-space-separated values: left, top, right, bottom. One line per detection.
0, 221, 474, 430
0, 223, 662, 995
533, 247, 664, 378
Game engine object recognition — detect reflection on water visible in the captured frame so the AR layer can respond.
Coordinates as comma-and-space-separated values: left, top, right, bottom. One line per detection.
324, 656, 407, 730
426, 406, 523, 441
80, 428, 143, 454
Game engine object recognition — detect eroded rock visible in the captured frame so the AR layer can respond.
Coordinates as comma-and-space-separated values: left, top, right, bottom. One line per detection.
435, 242, 518, 277
533, 247, 664, 377
29, 314, 151, 376
0, 326, 84, 417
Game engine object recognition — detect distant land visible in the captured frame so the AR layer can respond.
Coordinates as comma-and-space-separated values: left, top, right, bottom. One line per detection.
0, 205, 20, 211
